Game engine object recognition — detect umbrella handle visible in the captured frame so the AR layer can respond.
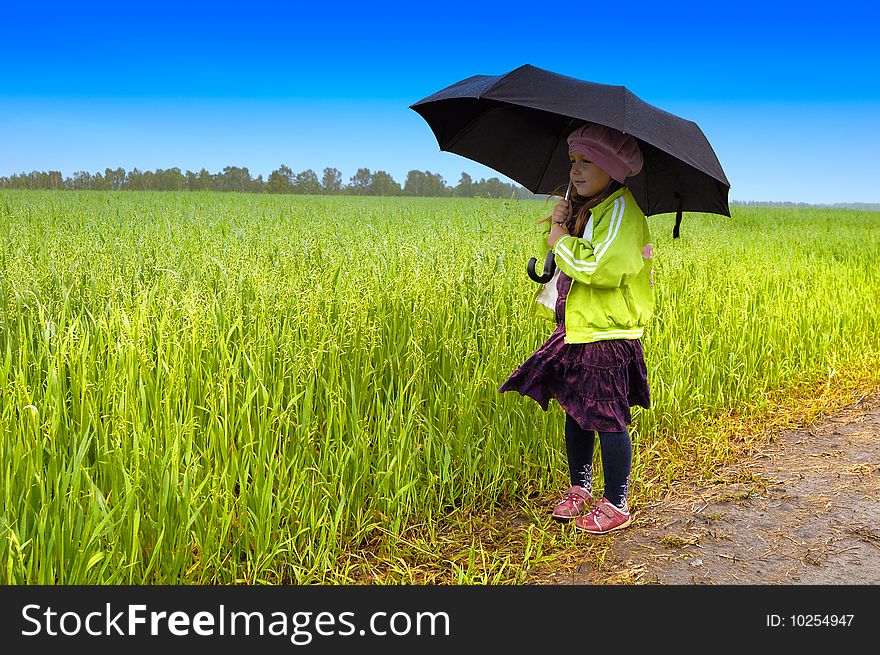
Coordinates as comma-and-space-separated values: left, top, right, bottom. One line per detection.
526, 181, 571, 283
527, 250, 556, 283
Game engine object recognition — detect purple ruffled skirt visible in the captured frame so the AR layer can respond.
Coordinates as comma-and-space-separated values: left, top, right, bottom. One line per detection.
499, 272, 650, 432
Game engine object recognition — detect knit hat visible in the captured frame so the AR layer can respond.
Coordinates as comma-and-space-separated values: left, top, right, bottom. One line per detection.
567, 123, 644, 182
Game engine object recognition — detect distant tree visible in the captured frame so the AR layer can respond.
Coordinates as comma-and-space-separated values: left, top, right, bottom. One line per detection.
126, 168, 145, 190
217, 166, 253, 193
454, 172, 474, 197
141, 170, 157, 190
106, 167, 126, 190
403, 170, 424, 196
348, 168, 372, 195
195, 168, 213, 191
267, 164, 294, 194
293, 169, 321, 195
69, 171, 94, 190
322, 167, 343, 194
154, 167, 185, 191
369, 170, 402, 196
479, 177, 507, 198
469, 176, 521, 198
403, 170, 448, 197
45, 171, 64, 190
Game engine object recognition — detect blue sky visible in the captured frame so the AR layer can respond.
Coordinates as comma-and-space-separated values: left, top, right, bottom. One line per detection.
1, 0, 878, 203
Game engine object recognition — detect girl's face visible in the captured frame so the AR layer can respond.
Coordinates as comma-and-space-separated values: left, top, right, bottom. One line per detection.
569, 151, 612, 197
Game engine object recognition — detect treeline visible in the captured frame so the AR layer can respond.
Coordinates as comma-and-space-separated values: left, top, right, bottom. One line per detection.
0, 165, 538, 199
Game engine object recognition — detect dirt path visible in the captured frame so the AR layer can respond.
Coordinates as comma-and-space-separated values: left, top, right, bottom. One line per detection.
529, 393, 880, 584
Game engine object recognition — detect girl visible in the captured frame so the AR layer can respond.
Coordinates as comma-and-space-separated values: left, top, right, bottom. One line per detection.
499, 122, 654, 534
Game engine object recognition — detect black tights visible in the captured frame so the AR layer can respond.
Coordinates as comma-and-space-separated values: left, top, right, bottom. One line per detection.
564, 413, 631, 508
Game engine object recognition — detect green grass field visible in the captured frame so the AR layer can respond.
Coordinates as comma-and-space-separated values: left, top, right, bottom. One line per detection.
2, 190, 879, 583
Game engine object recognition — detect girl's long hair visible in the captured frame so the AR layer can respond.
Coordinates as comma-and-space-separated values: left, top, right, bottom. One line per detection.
542, 178, 624, 237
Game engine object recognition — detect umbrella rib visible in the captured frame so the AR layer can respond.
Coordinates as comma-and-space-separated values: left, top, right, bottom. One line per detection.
445, 105, 503, 151
535, 117, 579, 193
443, 67, 524, 150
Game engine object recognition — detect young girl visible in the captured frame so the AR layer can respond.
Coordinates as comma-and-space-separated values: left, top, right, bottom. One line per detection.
499, 122, 654, 534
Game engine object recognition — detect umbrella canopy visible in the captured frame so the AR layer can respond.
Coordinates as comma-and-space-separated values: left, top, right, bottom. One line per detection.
410, 64, 731, 232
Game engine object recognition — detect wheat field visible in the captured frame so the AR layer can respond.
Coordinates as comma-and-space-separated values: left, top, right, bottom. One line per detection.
1, 190, 878, 583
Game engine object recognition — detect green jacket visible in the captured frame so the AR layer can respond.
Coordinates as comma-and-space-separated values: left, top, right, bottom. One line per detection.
533, 186, 654, 343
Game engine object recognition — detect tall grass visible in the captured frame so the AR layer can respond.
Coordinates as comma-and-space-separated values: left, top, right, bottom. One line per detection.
1, 190, 879, 583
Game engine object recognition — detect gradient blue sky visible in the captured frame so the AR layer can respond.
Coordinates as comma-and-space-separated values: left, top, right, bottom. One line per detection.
2, 0, 878, 203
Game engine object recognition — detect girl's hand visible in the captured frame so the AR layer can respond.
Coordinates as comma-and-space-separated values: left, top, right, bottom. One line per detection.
548, 220, 570, 249
548, 198, 571, 248
550, 199, 571, 226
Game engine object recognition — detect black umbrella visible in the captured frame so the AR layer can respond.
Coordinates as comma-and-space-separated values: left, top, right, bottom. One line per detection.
410, 64, 731, 257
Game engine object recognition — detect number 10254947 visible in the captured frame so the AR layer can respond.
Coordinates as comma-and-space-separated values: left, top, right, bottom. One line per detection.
766, 614, 854, 628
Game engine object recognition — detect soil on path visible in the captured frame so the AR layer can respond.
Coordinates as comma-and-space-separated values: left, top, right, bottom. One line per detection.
529, 393, 880, 585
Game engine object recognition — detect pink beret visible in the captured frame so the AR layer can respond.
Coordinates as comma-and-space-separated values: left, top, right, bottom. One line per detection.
567, 123, 644, 182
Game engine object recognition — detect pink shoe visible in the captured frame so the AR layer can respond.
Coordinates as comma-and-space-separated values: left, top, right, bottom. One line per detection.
552, 486, 592, 520
574, 498, 631, 534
